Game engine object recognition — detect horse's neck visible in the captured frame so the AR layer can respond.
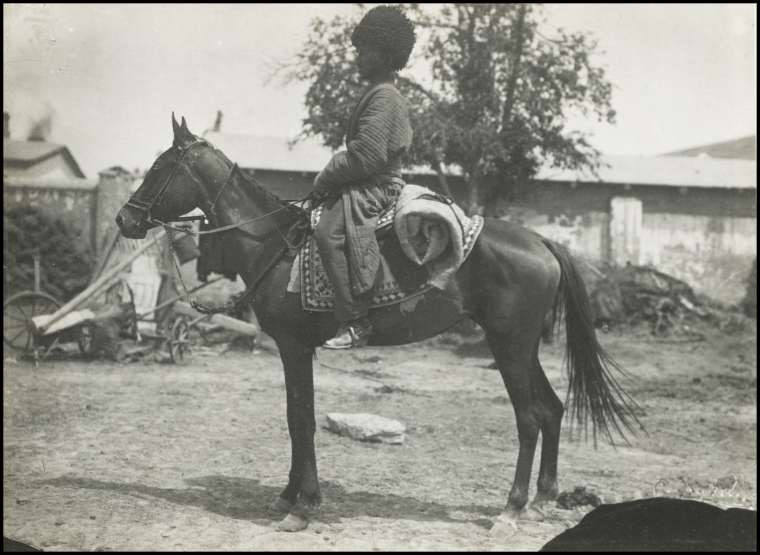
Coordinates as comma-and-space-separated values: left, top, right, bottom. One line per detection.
196, 158, 291, 280
207, 168, 284, 228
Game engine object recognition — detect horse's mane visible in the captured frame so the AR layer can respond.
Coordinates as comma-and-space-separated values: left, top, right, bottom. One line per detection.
202, 138, 289, 208
237, 166, 289, 207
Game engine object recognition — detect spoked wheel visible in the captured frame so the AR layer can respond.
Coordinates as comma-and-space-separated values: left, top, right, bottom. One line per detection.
3, 291, 62, 354
169, 317, 191, 364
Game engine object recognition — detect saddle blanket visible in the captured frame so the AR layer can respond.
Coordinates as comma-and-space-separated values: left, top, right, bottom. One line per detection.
287, 184, 484, 312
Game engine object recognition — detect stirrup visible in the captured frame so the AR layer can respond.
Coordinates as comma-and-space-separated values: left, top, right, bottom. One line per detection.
322, 323, 372, 350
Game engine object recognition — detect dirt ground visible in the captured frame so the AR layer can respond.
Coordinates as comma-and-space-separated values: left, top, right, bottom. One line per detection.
3, 321, 757, 551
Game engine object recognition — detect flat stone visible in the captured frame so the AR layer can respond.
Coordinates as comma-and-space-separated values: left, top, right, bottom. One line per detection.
324, 412, 406, 444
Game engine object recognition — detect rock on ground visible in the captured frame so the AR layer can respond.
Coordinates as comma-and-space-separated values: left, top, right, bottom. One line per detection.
324, 412, 406, 444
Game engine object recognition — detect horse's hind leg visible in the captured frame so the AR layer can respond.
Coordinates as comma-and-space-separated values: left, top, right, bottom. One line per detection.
486, 331, 542, 516
532, 355, 564, 506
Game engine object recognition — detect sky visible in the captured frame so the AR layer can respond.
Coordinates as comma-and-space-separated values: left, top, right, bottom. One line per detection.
3, 3, 757, 178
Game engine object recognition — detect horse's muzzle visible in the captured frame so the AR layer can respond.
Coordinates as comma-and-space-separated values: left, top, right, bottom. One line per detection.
116, 207, 148, 239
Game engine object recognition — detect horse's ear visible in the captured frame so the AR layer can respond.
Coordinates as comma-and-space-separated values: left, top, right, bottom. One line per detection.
172, 112, 181, 139
181, 116, 189, 132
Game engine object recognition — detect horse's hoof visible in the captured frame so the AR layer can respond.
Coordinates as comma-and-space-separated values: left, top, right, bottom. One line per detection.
520, 504, 546, 522
275, 513, 309, 532
270, 497, 293, 514
489, 513, 519, 539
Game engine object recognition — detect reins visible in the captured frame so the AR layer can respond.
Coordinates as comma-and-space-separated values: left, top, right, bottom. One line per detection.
154, 203, 301, 239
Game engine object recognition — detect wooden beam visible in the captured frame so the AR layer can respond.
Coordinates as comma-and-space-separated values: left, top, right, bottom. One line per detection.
174, 301, 259, 337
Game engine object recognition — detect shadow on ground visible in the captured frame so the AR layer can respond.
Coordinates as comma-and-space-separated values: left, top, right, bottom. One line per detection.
451, 338, 491, 358
37, 474, 498, 529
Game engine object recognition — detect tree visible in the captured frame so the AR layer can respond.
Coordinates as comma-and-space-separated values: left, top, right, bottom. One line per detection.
4, 206, 95, 301
280, 3, 616, 215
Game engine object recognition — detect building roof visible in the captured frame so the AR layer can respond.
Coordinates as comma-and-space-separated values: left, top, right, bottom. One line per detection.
204, 132, 334, 174
664, 135, 756, 160
204, 132, 756, 190
3, 139, 86, 177
4, 139, 64, 162
537, 154, 756, 190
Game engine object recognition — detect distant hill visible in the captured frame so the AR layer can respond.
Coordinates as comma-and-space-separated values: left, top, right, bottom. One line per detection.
664, 135, 756, 160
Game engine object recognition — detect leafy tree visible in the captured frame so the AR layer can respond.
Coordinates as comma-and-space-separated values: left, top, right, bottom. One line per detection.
280, 3, 616, 215
4, 206, 95, 301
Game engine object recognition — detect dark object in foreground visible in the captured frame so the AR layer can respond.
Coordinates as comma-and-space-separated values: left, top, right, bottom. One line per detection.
541, 498, 756, 552
556, 485, 602, 509
3, 536, 42, 552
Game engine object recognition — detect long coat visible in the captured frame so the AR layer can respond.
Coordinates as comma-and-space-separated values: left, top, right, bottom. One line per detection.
314, 81, 413, 298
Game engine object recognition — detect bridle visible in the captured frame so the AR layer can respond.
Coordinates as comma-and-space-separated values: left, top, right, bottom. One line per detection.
125, 139, 223, 227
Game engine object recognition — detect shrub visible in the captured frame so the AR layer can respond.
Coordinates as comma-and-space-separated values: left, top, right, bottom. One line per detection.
4, 206, 95, 301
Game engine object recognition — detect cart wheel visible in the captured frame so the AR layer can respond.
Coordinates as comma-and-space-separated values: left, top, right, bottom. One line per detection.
3, 291, 61, 354
169, 317, 191, 364
78, 324, 94, 355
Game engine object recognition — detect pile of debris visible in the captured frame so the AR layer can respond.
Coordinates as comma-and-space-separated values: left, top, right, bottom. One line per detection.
580, 261, 753, 336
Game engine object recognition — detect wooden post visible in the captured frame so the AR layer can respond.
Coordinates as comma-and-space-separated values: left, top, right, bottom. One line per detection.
37, 230, 166, 334
33, 251, 41, 293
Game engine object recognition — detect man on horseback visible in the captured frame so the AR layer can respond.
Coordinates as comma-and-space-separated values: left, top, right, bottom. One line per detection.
312, 6, 416, 349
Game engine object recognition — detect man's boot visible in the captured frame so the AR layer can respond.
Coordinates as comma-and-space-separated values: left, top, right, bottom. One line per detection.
322, 318, 373, 349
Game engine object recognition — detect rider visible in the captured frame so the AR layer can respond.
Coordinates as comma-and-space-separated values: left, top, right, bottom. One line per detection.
312, 6, 415, 349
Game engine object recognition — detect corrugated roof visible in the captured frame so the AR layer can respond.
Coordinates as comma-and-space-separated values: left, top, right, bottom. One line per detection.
3, 139, 65, 163
536, 154, 756, 190
204, 132, 756, 190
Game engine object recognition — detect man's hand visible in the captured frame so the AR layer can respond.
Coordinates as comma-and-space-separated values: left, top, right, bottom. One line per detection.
311, 171, 332, 201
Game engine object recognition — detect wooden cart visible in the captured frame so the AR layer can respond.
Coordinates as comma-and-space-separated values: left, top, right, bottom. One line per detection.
4, 230, 258, 365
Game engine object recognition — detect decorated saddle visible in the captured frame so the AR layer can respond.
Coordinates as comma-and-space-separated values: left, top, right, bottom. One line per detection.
287, 184, 484, 312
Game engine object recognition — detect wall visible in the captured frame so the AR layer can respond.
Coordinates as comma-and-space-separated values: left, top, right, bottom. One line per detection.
633, 185, 755, 305
640, 214, 756, 305
242, 169, 314, 200
94, 168, 138, 255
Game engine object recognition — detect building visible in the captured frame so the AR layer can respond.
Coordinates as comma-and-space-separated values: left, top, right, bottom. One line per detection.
502, 153, 755, 305
203, 131, 756, 305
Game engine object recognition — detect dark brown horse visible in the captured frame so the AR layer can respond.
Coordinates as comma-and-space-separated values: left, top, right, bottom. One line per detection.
116, 116, 640, 533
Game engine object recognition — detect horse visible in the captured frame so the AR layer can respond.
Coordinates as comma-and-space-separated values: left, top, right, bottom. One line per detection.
116, 115, 640, 533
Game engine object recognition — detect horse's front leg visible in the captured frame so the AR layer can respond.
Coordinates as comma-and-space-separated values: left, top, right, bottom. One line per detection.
271, 333, 321, 532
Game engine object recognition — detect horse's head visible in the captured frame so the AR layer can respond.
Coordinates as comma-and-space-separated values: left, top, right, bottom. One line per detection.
116, 114, 211, 238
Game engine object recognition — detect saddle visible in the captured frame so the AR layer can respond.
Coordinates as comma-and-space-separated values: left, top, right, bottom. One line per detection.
288, 185, 484, 312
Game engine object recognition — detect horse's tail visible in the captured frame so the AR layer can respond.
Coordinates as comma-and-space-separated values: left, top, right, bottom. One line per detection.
543, 239, 644, 445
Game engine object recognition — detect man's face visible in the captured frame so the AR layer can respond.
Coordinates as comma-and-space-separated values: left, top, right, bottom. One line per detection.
356, 44, 387, 80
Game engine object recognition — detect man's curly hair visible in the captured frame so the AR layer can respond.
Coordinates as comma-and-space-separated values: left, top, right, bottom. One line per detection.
351, 5, 416, 71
